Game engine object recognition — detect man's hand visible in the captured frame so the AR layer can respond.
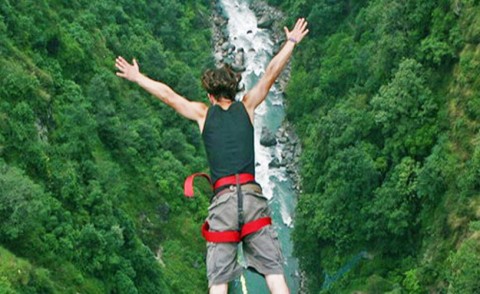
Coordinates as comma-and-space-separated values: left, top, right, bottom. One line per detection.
115, 56, 141, 83
243, 17, 309, 118
284, 18, 309, 44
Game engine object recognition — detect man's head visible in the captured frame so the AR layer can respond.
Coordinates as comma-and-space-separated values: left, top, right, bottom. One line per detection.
201, 64, 241, 102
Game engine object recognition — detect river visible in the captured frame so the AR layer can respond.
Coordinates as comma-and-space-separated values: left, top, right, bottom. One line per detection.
215, 1, 301, 293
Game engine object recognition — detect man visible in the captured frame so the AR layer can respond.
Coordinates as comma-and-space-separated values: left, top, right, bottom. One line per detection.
115, 18, 308, 294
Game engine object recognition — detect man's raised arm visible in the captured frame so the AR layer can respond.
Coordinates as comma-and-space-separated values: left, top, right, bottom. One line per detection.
242, 18, 309, 116
115, 56, 207, 129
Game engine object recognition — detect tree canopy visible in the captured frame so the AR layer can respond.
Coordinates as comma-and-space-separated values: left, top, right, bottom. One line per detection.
0, 0, 212, 292
265, 0, 480, 292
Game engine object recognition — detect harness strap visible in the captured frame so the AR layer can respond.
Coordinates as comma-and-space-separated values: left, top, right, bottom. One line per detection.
214, 173, 255, 190
184, 173, 212, 198
240, 217, 272, 239
185, 172, 269, 243
236, 174, 245, 228
202, 217, 272, 243
202, 222, 241, 243
184, 173, 254, 197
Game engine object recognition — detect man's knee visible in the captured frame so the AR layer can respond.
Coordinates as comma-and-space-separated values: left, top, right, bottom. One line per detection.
265, 274, 289, 294
209, 283, 228, 294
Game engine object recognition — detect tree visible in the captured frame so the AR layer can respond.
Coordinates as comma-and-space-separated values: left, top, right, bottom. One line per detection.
0, 162, 50, 247
371, 59, 438, 162
368, 157, 421, 249
447, 222, 480, 293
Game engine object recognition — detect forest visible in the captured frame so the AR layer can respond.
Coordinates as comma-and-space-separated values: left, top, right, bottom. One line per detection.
1, 0, 479, 293
267, 0, 480, 292
1, 0, 212, 292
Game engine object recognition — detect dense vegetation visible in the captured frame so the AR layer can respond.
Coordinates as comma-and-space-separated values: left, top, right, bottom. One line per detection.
265, 0, 480, 292
2, 0, 480, 293
0, 0, 213, 292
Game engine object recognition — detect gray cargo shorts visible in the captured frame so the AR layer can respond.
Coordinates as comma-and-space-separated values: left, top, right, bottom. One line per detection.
205, 183, 284, 287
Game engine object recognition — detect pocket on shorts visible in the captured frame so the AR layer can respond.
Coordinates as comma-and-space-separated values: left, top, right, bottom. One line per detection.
206, 242, 217, 275
267, 226, 283, 260
244, 185, 266, 199
244, 191, 270, 221
207, 193, 237, 231
208, 193, 233, 212
244, 225, 284, 272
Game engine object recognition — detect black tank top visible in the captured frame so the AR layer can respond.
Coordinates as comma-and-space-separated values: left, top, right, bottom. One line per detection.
202, 101, 255, 184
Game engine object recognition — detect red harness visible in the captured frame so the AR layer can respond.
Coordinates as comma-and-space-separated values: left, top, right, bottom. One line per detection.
184, 173, 272, 243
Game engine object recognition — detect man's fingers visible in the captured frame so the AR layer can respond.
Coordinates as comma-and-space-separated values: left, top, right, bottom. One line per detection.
294, 18, 304, 30
283, 17, 308, 44
116, 72, 126, 78
294, 18, 302, 29
115, 61, 125, 70
117, 56, 127, 64
301, 20, 308, 32
290, 18, 308, 36
116, 56, 132, 68
115, 60, 125, 69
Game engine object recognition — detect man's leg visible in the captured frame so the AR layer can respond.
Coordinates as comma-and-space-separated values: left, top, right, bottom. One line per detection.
242, 186, 288, 293
266, 274, 289, 294
209, 283, 228, 294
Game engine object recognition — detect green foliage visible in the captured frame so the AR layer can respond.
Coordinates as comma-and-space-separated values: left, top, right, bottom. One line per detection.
0, 162, 50, 243
447, 222, 480, 293
368, 157, 421, 246
0, 246, 54, 294
269, 0, 480, 292
416, 143, 451, 204
402, 269, 422, 294
371, 59, 438, 162
0, 0, 212, 292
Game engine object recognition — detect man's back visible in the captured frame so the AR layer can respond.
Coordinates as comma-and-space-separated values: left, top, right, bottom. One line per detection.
202, 101, 255, 185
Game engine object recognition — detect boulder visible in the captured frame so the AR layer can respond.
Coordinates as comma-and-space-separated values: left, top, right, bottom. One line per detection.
269, 157, 281, 168
278, 136, 288, 144
257, 15, 274, 29
260, 127, 277, 147
286, 152, 295, 162
232, 48, 246, 72
214, 51, 224, 62
232, 64, 246, 72
221, 41, 230, 51
223, 56, 234, 65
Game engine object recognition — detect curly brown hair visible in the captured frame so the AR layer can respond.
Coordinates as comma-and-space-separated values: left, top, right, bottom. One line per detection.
201, 64, 242, 101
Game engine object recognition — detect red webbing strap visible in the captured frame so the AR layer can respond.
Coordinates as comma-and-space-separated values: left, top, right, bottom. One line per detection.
240, 217, 272, 238
213, 173, 255, 190
202, 222, 241, 243
201, 217, 272, 243
184, 173, 212, 198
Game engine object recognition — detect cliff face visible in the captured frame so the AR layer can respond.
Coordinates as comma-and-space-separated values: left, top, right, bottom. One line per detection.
265, 0, 480, 293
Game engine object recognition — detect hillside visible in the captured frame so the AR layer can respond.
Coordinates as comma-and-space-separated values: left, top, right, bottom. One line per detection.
0, 0, 212, 292
2, 0, 480, 293
264, 0, 480, 292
